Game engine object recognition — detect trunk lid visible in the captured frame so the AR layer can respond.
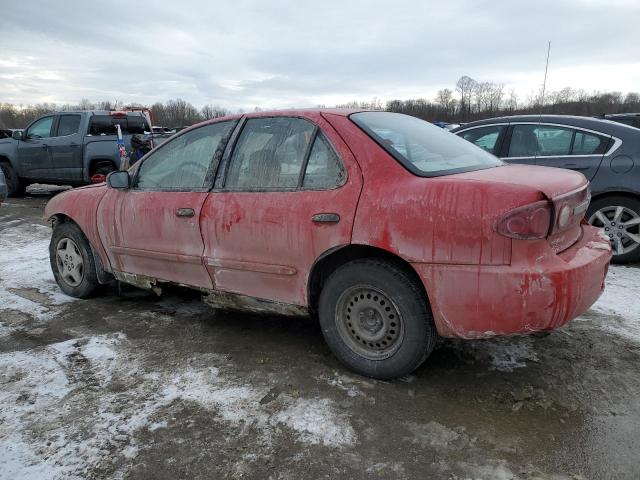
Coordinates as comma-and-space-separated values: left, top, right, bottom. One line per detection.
450, 164, 588, 199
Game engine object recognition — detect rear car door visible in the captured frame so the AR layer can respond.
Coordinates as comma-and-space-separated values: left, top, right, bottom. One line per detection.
533, 124, 609, 180
47, 113, 84, 182
17, 115, 55, 178
97, 120, 237, 288
502, 123, 538, 165
200, 114, 362, 306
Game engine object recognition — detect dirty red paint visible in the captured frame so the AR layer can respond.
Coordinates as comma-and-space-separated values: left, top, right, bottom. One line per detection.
44, 108, 612, 339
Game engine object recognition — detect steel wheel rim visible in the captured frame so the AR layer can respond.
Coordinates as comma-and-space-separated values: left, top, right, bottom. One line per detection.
589, 205, 640, 256
335, 285, 404, 360
55, 237, 84, 287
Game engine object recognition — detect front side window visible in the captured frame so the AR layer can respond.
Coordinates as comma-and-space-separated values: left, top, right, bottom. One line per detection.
136, 121, 235, 190
27, 116, 54, 139
351, 112, 501, 176
225, 117, 315, 189
56, 114, 81, 136
460, 125, 505, 155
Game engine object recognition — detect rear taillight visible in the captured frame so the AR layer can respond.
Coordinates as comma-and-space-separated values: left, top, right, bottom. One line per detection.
496, 200, 551, 240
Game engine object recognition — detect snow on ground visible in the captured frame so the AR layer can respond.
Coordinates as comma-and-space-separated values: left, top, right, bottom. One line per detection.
0, 223, 76, 322
589, 265, 640, 342
0, 332, 357, 479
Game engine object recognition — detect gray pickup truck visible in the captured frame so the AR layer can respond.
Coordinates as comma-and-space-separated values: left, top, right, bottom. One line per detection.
0, 111, 151, 196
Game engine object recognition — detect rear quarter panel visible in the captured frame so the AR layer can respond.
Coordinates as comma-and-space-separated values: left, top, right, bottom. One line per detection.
323, 113, 545, 265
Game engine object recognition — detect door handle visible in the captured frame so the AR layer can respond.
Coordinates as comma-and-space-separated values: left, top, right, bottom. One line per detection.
176, 208, 195, 218
312, 213, 340, 224
564, 164, 589, 170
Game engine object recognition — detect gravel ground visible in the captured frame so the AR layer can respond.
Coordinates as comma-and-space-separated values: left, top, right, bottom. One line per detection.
1, 192, 639, 480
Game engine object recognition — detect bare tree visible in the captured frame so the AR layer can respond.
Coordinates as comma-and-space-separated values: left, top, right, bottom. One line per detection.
201, 104, 229, 120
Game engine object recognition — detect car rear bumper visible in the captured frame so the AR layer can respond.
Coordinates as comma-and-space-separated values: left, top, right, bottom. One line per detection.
412, 225, 612, 339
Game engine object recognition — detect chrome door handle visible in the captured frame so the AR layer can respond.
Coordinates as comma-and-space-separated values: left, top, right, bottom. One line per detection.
176, 208, 195, 217
312, 213, 340, 223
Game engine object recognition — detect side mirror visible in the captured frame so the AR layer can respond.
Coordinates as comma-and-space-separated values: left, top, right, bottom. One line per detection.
106, 170, 130, 189
12, 130, 23, 141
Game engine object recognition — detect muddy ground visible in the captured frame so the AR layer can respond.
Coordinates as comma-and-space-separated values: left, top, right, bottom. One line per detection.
1, 191, 639, 480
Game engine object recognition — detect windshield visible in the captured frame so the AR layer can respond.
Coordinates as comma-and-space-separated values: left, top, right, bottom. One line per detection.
351, 112, 502, 176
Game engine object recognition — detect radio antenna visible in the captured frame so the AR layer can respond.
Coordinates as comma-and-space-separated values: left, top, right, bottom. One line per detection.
540, 41, 551, 109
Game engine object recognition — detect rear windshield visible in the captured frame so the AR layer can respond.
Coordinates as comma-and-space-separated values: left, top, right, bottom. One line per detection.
351, 112, 502, 176
88, 115, 149, 135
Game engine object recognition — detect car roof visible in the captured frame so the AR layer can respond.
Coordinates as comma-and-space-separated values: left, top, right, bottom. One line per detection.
450, 114, 639, 136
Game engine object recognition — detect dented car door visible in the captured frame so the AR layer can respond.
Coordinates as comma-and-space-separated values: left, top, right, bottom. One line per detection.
97, 121, 237, 288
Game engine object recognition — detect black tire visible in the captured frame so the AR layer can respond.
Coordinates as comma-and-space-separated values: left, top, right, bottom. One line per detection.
95, 164, 116, 176
587, 195, 640, 264
49, 222, 99, 298
0, 162, 26, 197
318, 259, 437, 379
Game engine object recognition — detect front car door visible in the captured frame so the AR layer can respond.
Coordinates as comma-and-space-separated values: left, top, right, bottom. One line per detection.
200, 114, 362, 306
96, 120, 237, 288
17, 115, 55, 179
47, 113, 84, 182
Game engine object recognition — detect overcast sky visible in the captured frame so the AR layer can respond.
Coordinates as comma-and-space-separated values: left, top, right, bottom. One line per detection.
1, 0, 638, 110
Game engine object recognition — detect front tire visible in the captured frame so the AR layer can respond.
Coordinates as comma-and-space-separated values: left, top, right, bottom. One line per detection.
50, 222, 99, 298
587, 195, 640, 264
0, 162, 26, 197
318, 259, 437, 379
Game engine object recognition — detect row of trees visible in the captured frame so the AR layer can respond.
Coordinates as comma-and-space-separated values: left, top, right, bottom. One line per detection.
342, 76, 640, 123
0, 99, 231, 130
1, 76, 639, 129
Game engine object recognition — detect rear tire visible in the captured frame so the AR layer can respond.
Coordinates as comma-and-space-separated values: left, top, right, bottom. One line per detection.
587, 195, 640, 264
50, 222, 99, 298
318, 259, 437, 379
0, 162, 26, 197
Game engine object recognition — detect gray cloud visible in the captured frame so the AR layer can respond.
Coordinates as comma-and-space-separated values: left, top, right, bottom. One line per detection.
1, 0, 638, 110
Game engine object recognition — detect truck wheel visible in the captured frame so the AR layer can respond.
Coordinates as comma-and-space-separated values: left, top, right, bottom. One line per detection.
49, 222, 99, 298
318, 259, 437, 379
0, 162, 26, 197
587, 195, 640, 264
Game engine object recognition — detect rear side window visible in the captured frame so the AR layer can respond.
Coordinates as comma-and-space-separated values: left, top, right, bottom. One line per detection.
88, 115, 149, 135
535, 126, 573, 156
460, 125, 505, 155
136, 121, 235, 191
56, 114, 81, 136
302, 133, 345, 189
225, 117, 315, 189
572, 131, 609, 155
351, 112, 501, 176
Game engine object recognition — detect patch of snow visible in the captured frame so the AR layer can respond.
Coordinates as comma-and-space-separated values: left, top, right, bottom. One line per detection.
273, 397, 356, 447
589, 265, 640, 342
0, 223, 75, 321
406, 421, 464, 449
466, 337, 539, 372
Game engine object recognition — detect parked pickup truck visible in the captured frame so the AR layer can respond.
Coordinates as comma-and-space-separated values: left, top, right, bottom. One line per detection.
0, 111, 152, 196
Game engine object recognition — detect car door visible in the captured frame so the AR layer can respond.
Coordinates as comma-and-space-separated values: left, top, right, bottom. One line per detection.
200, 114, 362, 306
17, 115, 55, 178
533, 124, 609, 180
47, 113, 84, 182
96, 120, 237, 288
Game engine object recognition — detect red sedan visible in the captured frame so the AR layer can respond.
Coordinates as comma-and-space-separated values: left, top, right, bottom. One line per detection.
45, 110, 612, 379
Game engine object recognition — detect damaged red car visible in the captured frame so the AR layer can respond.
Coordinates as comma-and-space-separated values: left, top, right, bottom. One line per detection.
45, 110, 612, 379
